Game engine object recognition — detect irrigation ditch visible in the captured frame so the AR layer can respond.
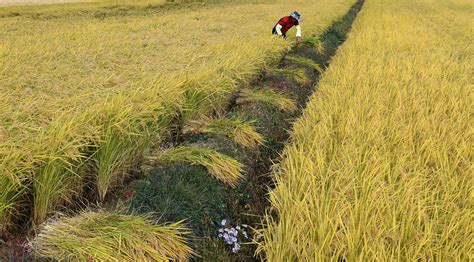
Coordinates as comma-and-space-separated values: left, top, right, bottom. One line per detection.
0, 0, 364, 260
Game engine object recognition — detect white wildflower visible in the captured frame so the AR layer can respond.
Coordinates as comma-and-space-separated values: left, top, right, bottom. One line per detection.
232, 243, 241, 253
230, 228, 238, 236
231, 236, 238, 243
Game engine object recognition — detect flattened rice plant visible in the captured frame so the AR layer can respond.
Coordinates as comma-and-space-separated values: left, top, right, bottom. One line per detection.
30, 210, 194, 261
285, 55, 323, 73
267, 67, 310, 85
236, 89, 298, 113
183, 117, 264, 149
300, 35, 325, 53
149, 146, 244, 188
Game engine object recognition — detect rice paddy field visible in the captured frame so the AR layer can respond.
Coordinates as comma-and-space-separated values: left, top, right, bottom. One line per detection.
1, 0, 353, 223
1, 0, 358, 259
1, 0, 472, 260
0, 0, 80, 6
260, 0, 473, 260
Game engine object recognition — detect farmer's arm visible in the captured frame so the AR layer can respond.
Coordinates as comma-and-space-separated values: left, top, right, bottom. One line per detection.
295, 25, 301, 37
295, 25, 302, 43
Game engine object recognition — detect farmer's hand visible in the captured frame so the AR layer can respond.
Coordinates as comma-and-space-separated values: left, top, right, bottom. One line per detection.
296, 36, 302, 44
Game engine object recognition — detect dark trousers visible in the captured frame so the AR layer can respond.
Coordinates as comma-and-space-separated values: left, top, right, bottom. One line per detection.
272, 26, 286, 38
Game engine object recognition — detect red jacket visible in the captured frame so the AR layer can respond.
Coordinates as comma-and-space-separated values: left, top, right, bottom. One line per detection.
275, 16, 299, 35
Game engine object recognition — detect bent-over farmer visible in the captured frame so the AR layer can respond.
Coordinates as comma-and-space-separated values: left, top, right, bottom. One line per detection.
272, 11, 302, 44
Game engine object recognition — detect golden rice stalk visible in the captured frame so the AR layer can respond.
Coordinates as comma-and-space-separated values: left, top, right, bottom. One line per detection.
286, 55, 324, 73
236, 88, 298, 113
32, 116, 88, 225
95, 130, 137, 202
149, 146, 244, 188
92, 91, 179, 201
33, 160, 81, 226
300, 36, 326, 53
0, 175, 25, 233
0, 149, 25, 232
30, 210, 194, 261
183, 117, 265, 149
267, 67, 310, 85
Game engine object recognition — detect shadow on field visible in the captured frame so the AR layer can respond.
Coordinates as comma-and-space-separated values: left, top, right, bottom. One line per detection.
126, 0, 365, 261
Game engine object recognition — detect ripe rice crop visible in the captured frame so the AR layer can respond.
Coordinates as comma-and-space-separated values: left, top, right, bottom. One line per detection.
183, 117, 265, 149
149, 145, 244, 187
0, 0, 84, 6
260, 0, 473, 260
0, 0, 356, 230
30, 210, 194, 261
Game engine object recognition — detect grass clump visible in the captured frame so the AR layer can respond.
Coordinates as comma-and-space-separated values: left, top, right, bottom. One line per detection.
130, 167, 236, 260
30, 210, 194, 261
149, 146, 244, 188
130, 165, 229, 233
184, 117, 264, 149
236, 89, 297, 113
